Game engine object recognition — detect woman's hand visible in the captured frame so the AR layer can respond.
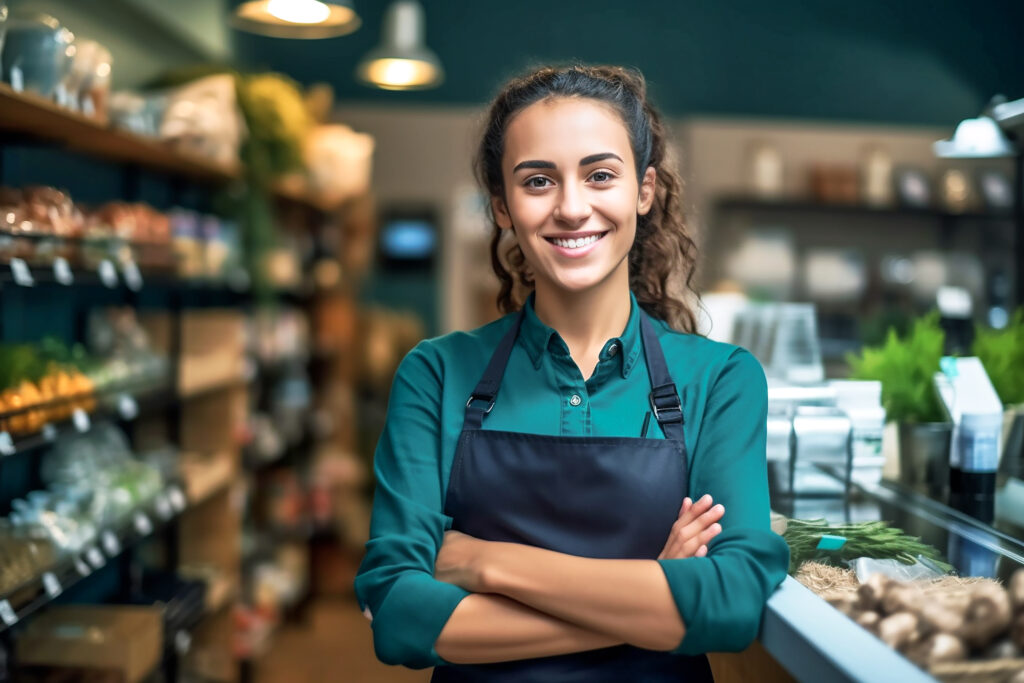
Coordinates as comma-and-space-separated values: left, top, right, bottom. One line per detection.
657, 494, 724, 560
435, 530, 492, 592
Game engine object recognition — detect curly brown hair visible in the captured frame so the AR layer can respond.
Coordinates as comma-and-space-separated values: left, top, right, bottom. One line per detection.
474, 64, 700, 333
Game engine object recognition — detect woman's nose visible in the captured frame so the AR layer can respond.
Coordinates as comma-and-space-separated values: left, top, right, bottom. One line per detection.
553, 183, 592, 226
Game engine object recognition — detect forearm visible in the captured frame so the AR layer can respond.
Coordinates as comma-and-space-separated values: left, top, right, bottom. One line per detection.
435, 593, 623, 664
484, 543, 684, 651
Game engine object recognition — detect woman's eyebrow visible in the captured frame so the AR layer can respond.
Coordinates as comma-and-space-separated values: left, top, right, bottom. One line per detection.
512, 153, 623, 174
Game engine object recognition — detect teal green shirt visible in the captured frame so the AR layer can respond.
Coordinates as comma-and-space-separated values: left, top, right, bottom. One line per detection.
354, 292, 789, 668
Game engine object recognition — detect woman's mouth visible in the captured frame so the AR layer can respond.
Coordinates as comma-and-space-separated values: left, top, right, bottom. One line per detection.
543, 231, 608, 257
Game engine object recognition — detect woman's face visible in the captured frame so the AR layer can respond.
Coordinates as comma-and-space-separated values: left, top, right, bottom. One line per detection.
492, 97, 656, 297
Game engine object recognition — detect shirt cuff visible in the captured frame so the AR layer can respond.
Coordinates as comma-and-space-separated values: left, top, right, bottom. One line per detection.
370, 572, 471, 668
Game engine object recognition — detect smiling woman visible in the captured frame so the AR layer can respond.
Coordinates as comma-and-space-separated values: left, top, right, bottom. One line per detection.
354, 65, 789, 682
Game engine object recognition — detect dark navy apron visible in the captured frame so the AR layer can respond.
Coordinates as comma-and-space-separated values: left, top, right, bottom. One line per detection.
433, 309, 714, 682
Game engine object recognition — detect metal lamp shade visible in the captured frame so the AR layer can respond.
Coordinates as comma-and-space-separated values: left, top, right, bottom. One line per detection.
356, 1, 443, 91
233, 0, 361, 39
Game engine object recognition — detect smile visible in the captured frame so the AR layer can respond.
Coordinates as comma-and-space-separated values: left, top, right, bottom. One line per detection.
543, 232, 608, 250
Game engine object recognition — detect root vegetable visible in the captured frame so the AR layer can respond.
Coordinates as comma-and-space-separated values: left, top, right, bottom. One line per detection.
827, 594, 860, 617
918, 603, 965, 636
857, 574, 892, 612
958, 585, 1013, 649
1011, 570, 1024, 612
882, 585, 925, 616
879, 612, 919, 650
904, 633, 967, 667
1012, 612, 1024, 650
856, 611, 881, 635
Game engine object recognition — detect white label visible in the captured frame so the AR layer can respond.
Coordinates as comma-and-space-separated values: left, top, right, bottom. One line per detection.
168, 487, 187, 512
174, 630, 192, 655
42, 572, 61, 598
74, 556, 91, 577
10, 258, 33, 286
122, 261, 143, 291
42, 423, 58, 442
101, 531, 121, 556
86, 546, 106, 569
0, 431, 14, 456
118, 395, 139, 421
72, 408, 91, 433
98, 259, 119, 288
53, 257, 74, 285
0, 600, 17, 627
154, 495, 173, 520
133, 512, 153, 536
10, 67, 24, 93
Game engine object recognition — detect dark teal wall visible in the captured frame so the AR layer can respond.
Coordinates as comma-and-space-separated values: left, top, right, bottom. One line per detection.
234, 0, 1024, 127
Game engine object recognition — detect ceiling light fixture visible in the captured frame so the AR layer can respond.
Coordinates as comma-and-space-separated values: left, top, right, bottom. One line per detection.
355, 0, 443, 91
232, 0, 361, 39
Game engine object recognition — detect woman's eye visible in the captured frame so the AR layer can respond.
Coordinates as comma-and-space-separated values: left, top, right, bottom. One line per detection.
526, 176, 552, 189
590, 171, 614, 183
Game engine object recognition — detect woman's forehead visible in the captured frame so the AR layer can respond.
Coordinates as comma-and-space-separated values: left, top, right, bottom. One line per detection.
504, 97, 633, 165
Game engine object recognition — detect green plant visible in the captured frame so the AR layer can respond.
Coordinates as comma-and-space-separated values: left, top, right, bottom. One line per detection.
972, 310, 1024, 405
847, 312, 945, 423
783, 519, 952, 574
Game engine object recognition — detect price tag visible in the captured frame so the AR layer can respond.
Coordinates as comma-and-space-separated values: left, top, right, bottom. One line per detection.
133, 512, 153, 536
42, 572, 62, 598
10, 257, 34, 287
0, 599, 17, 627
98, 259, 119, 288
154, 494, 173, 520
101, 531, 121, 556
74, 556, 91, 577
72, 408, 91, 433
53, 257, 74, 285
168, 486, 187, 513
122, 260, 143, 291
42, 423, 58, 442
0, 431, 15, 456
117, 394, 139, 421
85, 546, 106, 569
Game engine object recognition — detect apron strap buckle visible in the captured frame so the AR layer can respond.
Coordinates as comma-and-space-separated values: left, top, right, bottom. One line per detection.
649, 383, 684, 424
466, 394, 496, 415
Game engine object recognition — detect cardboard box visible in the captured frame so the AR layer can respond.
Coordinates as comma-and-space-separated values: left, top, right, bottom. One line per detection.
16, 606, 163, 683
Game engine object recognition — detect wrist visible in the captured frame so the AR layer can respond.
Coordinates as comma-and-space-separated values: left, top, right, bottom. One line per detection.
478, 541, 514, 594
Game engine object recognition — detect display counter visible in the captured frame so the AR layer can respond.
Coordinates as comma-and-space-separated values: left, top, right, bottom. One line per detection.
721, 466, 1024, 683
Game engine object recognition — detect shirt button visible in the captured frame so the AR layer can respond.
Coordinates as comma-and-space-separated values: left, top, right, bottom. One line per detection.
608, 343, 619, 357
569, 394, 582, 406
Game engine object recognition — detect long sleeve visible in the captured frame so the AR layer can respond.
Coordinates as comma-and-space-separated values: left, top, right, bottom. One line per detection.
354, 342, 470, 668
658, 348, 789, 654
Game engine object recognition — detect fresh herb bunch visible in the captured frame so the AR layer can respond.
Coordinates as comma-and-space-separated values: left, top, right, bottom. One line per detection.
846, 312, 945, 423
972, 309, 1024, 405
783, 518, 953, 575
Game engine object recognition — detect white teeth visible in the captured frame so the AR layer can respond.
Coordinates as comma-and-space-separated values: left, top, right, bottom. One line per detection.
551, 233, 603, 249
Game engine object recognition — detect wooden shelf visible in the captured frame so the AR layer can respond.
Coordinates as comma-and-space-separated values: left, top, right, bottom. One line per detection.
713, 194, 1013, 222
0, 84, 340, 214
0, 84, 239, 183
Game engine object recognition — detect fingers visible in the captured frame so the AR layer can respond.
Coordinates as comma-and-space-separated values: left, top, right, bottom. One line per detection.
659, 500, 726, 560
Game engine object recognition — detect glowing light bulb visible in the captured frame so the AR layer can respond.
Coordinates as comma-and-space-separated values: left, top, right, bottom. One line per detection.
266, 0, 331, 24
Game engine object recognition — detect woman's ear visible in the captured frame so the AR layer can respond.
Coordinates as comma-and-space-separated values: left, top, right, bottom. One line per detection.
637, 166, 657, 216
491, 195, 513, 230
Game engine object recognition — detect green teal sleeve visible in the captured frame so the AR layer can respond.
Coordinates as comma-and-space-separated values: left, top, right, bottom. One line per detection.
354, 342, 470, 668
658, 348, 789, 654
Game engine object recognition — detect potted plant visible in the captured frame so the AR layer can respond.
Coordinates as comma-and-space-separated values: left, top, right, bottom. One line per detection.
972, 310, 1024, 475
847, 313, 951, 496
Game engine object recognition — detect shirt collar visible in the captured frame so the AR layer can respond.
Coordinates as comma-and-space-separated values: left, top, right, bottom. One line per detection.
519, 291, 642, 379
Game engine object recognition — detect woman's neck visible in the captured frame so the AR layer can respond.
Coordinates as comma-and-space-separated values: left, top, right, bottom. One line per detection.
532, 274, 632, 369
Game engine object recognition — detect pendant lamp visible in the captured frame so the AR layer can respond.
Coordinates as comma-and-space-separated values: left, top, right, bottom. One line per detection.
233, 0, 361, 39
356, 0, 443, 91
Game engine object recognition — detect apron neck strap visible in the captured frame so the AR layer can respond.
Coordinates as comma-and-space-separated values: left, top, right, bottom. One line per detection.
464, 309, 525, 430
639, 313, 685, 442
